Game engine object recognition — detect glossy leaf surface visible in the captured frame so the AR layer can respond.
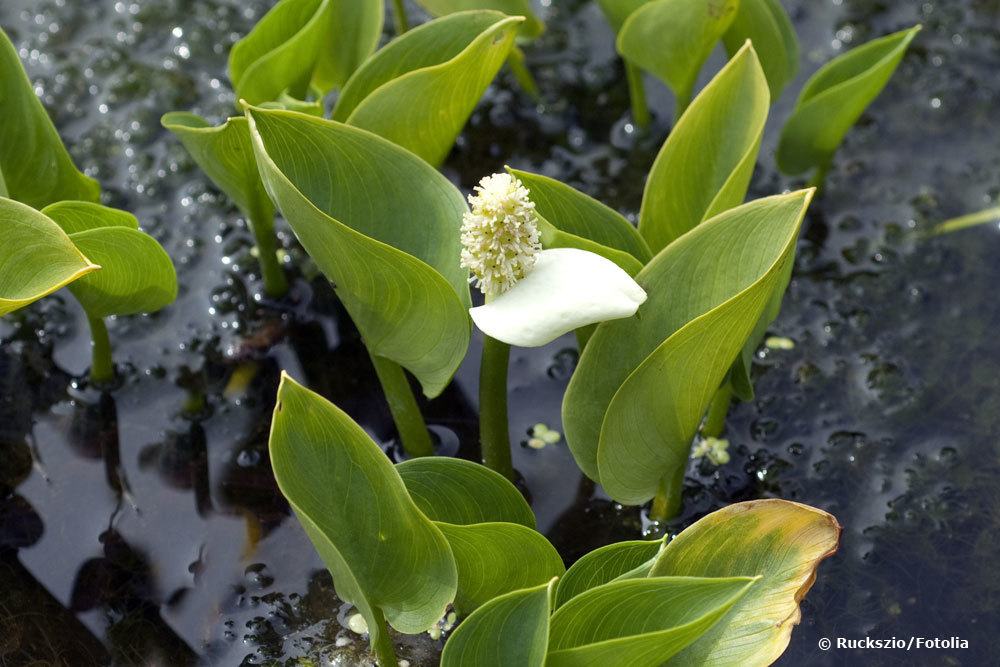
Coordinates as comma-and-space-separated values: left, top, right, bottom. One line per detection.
333, 11, 522, 166
269, 374, 457, 641
777, 26, 920, 174
639, 42, 770, 253
651, 499, 841, 666
0, 28, 99, 207
563, 192, 813, 503
246, 107, 471, 397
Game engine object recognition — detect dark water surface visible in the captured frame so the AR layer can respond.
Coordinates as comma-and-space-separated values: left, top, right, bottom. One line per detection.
1, 0, 999, 665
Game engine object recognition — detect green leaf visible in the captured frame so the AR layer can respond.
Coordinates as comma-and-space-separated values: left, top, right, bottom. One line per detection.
555, 538, 664, 608
311, 0, 384, 92
777, 25, 921, 175
0, 28, 99, 208
617, 0, 739, 110
546, 576, 758, 667
723, 0, 799, 98
441, 580, 554, 667
508, 168, 651, 263
596, 0, 649, 33
650, 499, 841, 666
396, 457, 535, 528
639, 42, 770, 254
40, 201, 138, 234
415, 0, 545, 39
333, 11, 523, 166
562, 191, 813, 503
438, 522, 565, 614
269, 373, 458, 642
160, 113, 272, 222
228, 0, 332, 105
245, 107, 471, 398
0, 197, 97, 316
537, 217, 645, 277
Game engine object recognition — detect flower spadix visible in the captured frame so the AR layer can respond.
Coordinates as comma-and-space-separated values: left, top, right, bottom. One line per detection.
462, 173, 647, 347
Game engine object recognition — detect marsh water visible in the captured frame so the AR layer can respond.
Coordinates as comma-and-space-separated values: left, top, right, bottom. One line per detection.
1, 0, 999, 665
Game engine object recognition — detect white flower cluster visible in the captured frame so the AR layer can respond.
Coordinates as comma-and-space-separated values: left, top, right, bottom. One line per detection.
460, 172, 541, 297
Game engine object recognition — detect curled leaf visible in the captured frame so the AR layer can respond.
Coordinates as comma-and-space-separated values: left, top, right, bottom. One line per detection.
469, 248, 648, 348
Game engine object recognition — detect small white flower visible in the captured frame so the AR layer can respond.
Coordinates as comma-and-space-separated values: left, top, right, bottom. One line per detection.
460, 173, 542, 297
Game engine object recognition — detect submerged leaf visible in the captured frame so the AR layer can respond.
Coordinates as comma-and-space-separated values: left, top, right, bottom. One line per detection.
246, 107, 471, 397
441, 580, 554, 667
0, 28, 99, 208
333, 11, 522, 166
777, 25, 921, 175
618, 0, 739, 110
0, 198, 97, 316
639, 42, 770, 254
546, 576, 757, 667
469, 248, 647, 348
722, 0, 799, 98
269, 374, 458, 640
563, 192, 813, 503
438, 522, 565, 614
396, 457, 535, 528
415, 0, 545, 39
651, 499, 841, 666
555, 537, 664, 608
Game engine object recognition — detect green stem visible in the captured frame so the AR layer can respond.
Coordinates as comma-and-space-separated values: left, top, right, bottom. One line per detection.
507, 46, 540, 100
370, 353, 434, 458
933, 206, 1000, 236
702, 383, 732, 439
247, 200, 288, 298
479, 335, 514, 480
369, 607, 399, 667
625, 62, 651, 129
649, 463, 686, 523
391, 0, 409, 35
87, 314, 115, 385
807, 157, 833, 193
673, 85, 693, 125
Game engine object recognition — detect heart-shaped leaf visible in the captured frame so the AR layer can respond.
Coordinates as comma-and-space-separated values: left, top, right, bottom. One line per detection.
638, 42, 770, 254
415, 0, 545, 39
0, 198, 97, 316
246, 106, 471, 397
311, 0, 384, 92
0, 28, 99, 208
441, 580, 555, 667
333, 11, 523, 166
438, 522, 565, 614
596, 0, 649, 33
546, 576, 757, 666
563, 191, 813, 504
650, 499, 841, 666
161, 114, 272, 222
228, 0, 333, 105
617, 0, 739, 112
42, 202, 176, 318
396, 457, 535, 527
555, 537, 664, 608
509, 168, 651, 264
777, 25, 921, 175
269, 373, 458, 642
722, 0, 798, 98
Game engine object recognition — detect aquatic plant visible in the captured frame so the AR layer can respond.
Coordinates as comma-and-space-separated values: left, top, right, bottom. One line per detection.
269, 373, 840, 666
777, 25, 922, 187
599, 0, 796, 124
0, 27, 176, 383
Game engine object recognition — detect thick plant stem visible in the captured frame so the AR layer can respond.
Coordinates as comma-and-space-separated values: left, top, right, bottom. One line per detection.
370, 353, 434, 458
807, 157, 833, 193
649, 463, 686, 523
507, 47, 540, 100
702, 383, 732, 439
625, 62, 651, 129
479, 335, 514, 480
391, 0, 409, 35
369, 608, 399, 667
87, 315, 115, 385
247, 201, 288, 299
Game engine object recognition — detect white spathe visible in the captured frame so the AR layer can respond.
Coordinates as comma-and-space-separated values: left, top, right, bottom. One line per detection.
470, 248, 647, 347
